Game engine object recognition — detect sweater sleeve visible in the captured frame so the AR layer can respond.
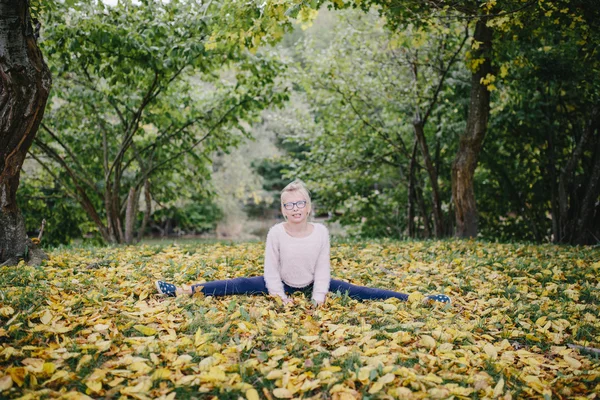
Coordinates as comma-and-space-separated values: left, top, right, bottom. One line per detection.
263, 227, 288, 301
312, 225, 331, 304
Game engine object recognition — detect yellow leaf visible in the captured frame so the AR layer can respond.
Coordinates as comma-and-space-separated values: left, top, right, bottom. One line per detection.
86, 380, 102, 393
121, 377, 152, 394
332, 346, 350, 358
108, 377, 124, 387
40, 310, 52, 325
483, 343, 498, 360
21, 357, 43, 373
358, 367, 372, 383
420, 335, 436, 349
493, 377, 505, 397
133, 325, 157, 336
437, 343, 453, 353
273, 387, 293, 398
0, 306, 14, 317
204, 366, 226, 382
266, 370, 283, 380
129, 361, 152, 374
368, 381, 384, 394
94, 324, 110, 332
246, 388, 260, 400
45, 370, 69, 384
564, 355, 582, 369
378, 373, 395, 384
423, 373, 443, 384
86, 369, 106, 382
381, 303, 397, 312
195, 329, 210, 346
300, 335, 319, 342
408, 292, 424, 303
152, 368, 172, 381
0, 375, 12, 391
42, 362, 57, 376
393, 387, 413, 397
7, 367, 26, 387
59, 392, 95, 400
429, 387, 451, 399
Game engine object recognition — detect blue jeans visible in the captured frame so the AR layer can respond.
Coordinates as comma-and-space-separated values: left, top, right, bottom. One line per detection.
191, 276, 408, 301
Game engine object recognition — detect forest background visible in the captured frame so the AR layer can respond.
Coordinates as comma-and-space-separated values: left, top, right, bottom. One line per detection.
9, 0, 600, 250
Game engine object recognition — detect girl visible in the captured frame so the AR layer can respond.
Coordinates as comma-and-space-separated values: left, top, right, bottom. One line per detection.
156, 180, 450, 305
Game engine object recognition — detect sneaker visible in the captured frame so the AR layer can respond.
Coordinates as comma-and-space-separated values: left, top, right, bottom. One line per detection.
155, 280, 177, 297
425, 294, 451, 304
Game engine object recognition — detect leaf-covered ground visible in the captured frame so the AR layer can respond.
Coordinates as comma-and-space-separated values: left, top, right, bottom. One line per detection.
1, 240, 599, 399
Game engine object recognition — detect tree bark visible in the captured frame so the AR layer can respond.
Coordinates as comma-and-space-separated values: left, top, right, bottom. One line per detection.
137, 178, 151, 242
559, 105, 599, 244
124, 186, 138, 244
576, 121, 600, 245
451, 18, 492, 238
414, 121, 444, 237
0, 0, 51, 265
415, 180, 431, 238
407, 139, 418, 237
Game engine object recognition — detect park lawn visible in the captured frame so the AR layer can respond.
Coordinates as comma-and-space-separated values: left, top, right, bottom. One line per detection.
0, 240, 599, 399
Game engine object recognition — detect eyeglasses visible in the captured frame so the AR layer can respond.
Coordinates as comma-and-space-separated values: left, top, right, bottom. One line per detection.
283, 201, 307, 210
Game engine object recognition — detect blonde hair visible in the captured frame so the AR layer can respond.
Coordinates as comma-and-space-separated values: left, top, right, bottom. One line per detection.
281, 179, 312, 217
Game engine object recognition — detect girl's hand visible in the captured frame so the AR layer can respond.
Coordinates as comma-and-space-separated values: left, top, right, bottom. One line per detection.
282, 297, 294, 305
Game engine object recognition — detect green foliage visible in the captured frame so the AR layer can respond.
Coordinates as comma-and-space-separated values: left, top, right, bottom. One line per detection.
28, 0, 288, 244
151, 196, 223, 235
271, 9, 468, 237
476, 0, 600, 243
16, 175, 89, 247
23, 0, 600, 245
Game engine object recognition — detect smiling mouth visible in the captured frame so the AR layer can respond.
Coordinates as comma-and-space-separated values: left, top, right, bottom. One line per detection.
292, 213, 302, 217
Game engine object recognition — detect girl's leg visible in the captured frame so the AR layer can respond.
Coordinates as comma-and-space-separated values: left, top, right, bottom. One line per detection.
191, 276, 268, 296
329, 279, 409, 301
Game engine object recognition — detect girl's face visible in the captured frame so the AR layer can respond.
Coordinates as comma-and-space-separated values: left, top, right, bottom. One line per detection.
281, 191, 311, 224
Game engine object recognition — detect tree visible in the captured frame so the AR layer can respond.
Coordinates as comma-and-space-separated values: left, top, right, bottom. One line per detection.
477, 0, 600, 244
273, 10, 468, 238
0, 0, 51, 266
333, 0, 535, 238
30, 0, 287, 244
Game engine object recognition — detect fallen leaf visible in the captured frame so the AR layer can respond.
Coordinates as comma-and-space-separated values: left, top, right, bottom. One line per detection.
133, 325, 157, 336
273, 387, 293, 398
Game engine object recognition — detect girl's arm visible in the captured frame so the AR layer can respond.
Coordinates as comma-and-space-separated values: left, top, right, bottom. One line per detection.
312, 226, 331, 305
263, 228, 289, 302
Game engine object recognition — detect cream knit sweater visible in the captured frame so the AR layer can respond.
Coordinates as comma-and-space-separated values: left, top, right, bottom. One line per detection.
263, 222, 331, 304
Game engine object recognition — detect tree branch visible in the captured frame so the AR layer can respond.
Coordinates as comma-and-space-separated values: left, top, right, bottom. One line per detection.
40, 123, 101, 197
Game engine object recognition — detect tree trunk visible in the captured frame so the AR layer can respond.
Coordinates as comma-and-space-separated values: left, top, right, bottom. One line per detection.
124, 186, 138, 244
415, 177, 432, 238
546, 118, 561, 242
576, 125, 600, 245
407, 140, 418, 237
137, 178, 151, 242
0, 0, 51, 265
560, 105, 599, 244
414, 121, 444, 237
451, 18, 492, 238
